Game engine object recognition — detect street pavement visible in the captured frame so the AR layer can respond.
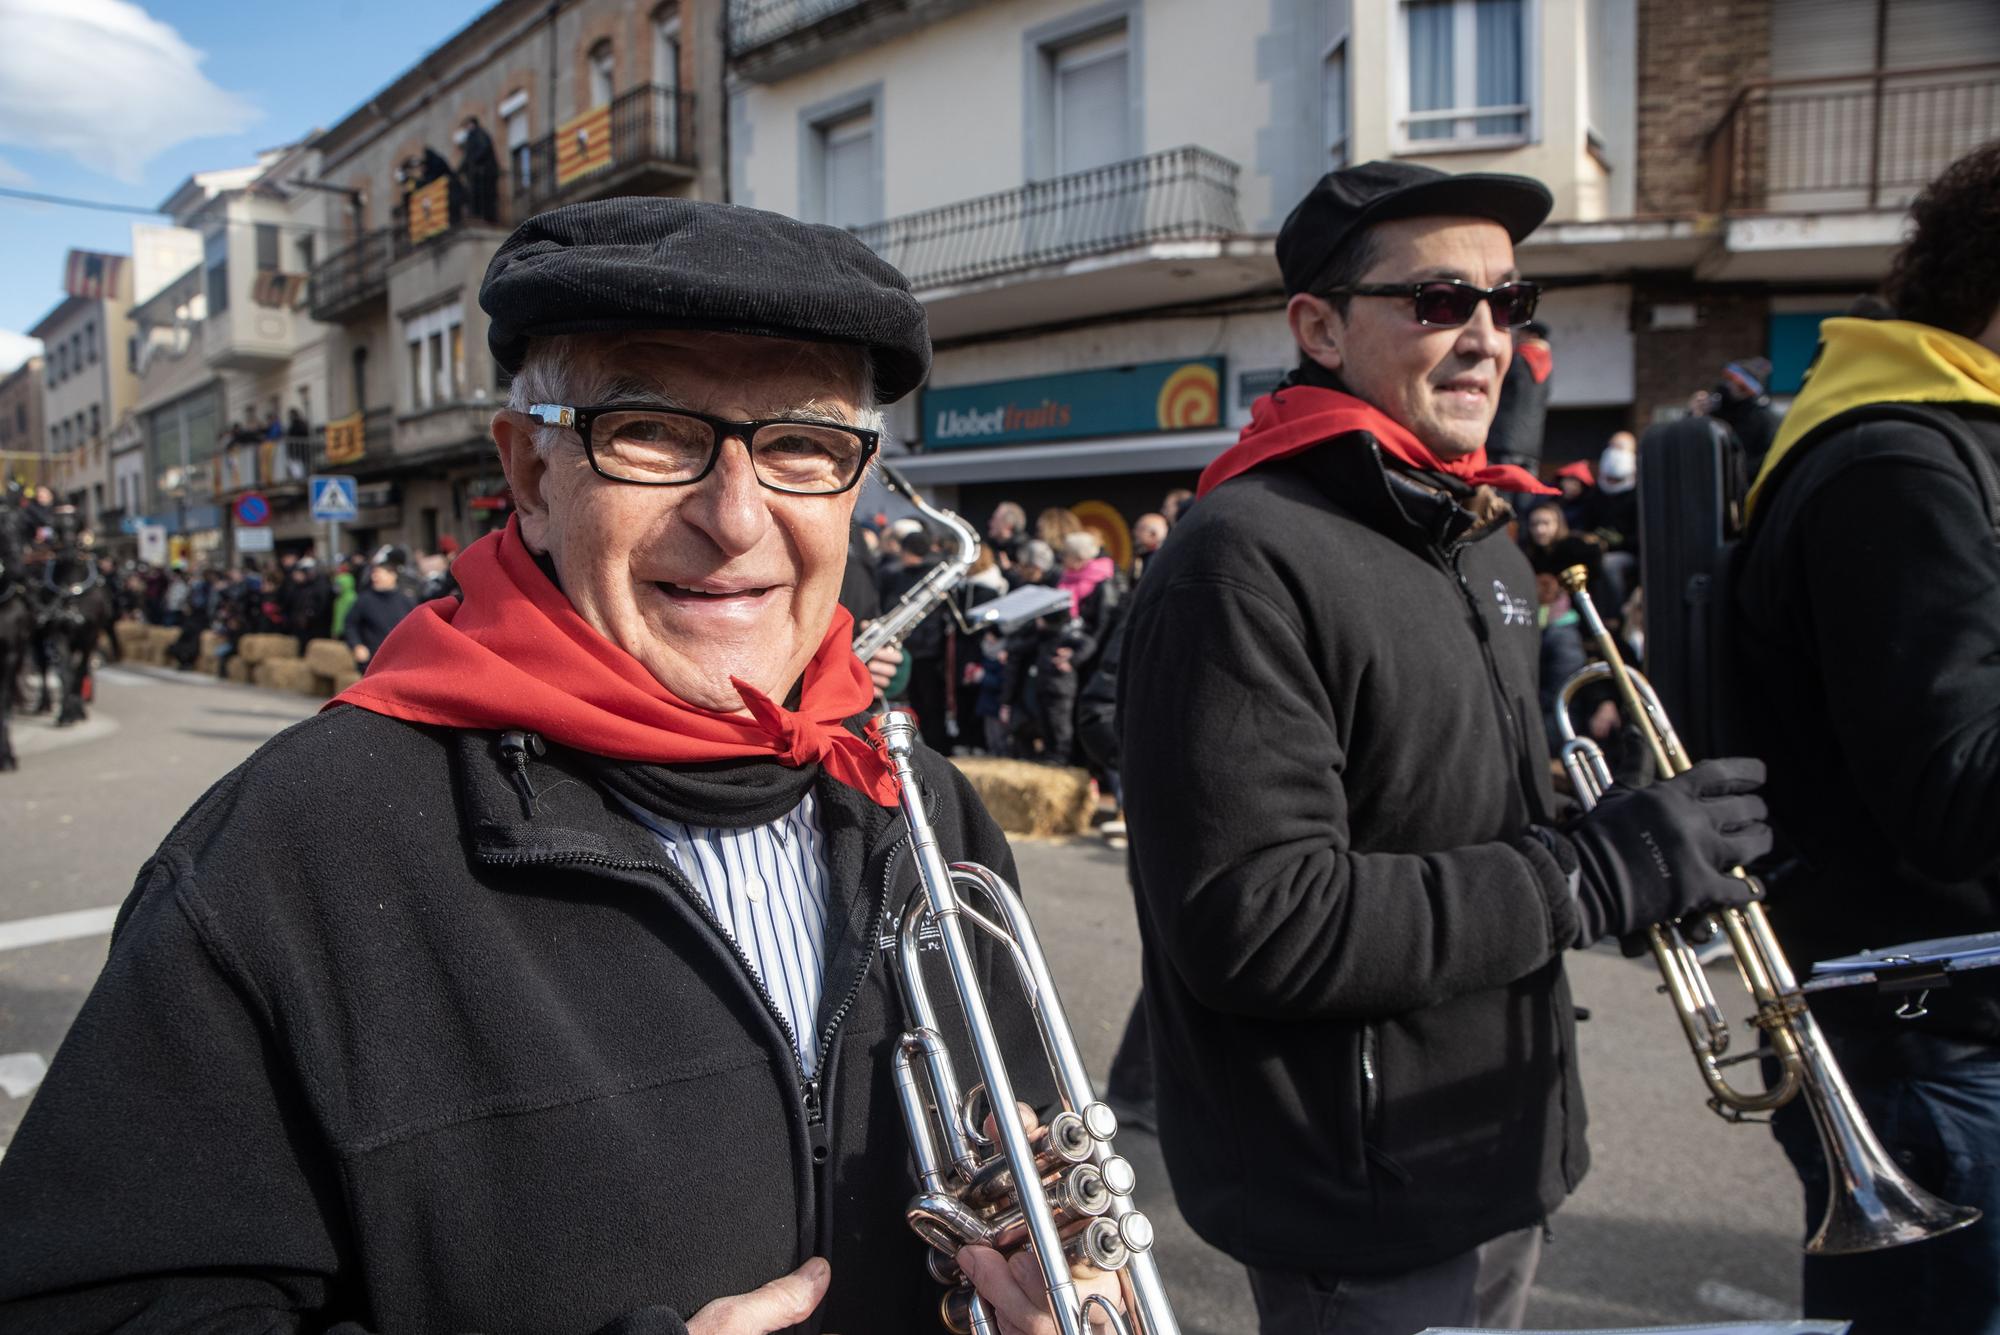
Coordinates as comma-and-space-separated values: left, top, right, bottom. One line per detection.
1, 666, 1810, 1331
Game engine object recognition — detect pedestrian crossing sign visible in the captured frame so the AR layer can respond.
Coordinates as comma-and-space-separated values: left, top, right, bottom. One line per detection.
310, 474, 359, 521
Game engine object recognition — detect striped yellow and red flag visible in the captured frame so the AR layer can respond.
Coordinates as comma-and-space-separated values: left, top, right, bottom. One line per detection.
407, 178, 452, 247
557, 104, 614, 187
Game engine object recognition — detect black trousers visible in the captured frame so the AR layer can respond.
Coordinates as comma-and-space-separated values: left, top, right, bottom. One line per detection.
1246, 1225, 1541, 1335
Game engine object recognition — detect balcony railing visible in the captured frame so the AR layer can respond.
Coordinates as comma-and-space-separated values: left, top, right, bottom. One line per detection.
850, 146, 1242, 292
211, 409, 393, 494
310, 230, 391, 322
1704, 61, 2000, 213
511, 86, 696, 216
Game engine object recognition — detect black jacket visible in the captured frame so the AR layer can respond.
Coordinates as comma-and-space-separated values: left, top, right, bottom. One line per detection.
1117, 440, 1587, 1275
0, 705, 1036, 1334
345, 586, 419, 658
1732, 404, 2000, 1045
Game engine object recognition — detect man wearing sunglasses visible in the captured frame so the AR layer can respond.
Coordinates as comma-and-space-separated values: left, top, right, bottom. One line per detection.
1117, 162, 1771, 1333
0, 199, 1079, 1335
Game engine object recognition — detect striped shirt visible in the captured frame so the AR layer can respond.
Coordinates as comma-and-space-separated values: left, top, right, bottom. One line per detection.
617, 791, 834, 1076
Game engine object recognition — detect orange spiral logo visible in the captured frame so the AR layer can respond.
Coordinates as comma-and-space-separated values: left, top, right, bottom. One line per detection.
1156, 363, 1221, 429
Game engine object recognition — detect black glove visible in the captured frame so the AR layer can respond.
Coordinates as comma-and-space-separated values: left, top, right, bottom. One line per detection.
1564, 757, 1773, 949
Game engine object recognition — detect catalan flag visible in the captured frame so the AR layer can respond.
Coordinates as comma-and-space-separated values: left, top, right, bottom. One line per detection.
325, 413, 367, 466
407, 178, 452, 247
557, 103, 614, 187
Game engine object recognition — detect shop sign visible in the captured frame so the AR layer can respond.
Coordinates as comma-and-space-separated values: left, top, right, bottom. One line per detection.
922, 358, 1225, 450
236, 526, 275, 554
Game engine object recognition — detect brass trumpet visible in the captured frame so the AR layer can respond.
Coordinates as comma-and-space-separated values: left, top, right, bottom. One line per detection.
1554, 565, 1981, 1254
878, 711, 1181, 1335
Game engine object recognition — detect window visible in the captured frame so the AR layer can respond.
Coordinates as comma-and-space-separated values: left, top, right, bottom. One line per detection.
1324, 5, 1350, 168
205, 228, 230, 316
71, 332, 84, 370
654, 5, 681, 90
403, 302, 464, 409
502, 92, 532, 190
297, 234, 315, 273
50, 425, 60, 452
1402, 0, 1528, 146
255, 223, 280, 272
85, 322, 98, 363
1050, 25, 1131, 176
811, 105, 878, 229
53, 343, 67, 381
90, 404, 100, 440
588, 40, 615, 108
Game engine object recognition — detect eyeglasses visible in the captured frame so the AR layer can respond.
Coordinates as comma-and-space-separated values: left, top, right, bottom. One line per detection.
1325, 279, 1542, 330
526, 403, 879, 496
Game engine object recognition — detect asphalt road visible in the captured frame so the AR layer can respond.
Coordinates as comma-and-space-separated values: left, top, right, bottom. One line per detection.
1, 666, 1810, 1331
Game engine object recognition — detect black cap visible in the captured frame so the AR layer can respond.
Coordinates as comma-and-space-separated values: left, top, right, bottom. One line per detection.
1277, 161, 1554, 296
481, 197, 931, 403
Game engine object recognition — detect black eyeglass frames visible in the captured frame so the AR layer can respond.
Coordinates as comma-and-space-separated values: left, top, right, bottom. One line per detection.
1324, 279, 1542, 330
526, 403, 880, 495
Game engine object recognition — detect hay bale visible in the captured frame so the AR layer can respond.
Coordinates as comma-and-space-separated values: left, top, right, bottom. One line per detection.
113, 620, 151, 659
225, 655, 254, 683
195, 630, 225, 674
304, 638, 353, 678
324, 666, 362, 696
237, 633, 299, 664
254, 659, 319, 694
141, 626, 180, 665
950, 757, 1095, 837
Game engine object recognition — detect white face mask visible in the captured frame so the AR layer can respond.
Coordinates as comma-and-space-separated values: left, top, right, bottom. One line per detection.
453, 129, 470, 146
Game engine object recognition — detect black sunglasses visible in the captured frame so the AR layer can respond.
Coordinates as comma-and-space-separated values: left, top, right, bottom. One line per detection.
526, 402, 879, 496
1326, 279, 1542, 330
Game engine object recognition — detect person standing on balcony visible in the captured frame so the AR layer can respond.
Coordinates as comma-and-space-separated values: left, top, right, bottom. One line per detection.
458, 115, 500, 225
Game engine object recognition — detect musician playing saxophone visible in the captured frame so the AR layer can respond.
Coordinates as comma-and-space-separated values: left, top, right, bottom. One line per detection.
0, 199, 1075, 1335
1117, 163, 1773, 1334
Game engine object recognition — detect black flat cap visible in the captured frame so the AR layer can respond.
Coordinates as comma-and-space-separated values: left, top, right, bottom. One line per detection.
1277, 161, 1553, 296
481, 197, 931, 403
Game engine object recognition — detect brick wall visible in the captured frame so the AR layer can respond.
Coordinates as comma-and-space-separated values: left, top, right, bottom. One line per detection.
1635, 0, 1772, 215
1630, 282, 1769, 426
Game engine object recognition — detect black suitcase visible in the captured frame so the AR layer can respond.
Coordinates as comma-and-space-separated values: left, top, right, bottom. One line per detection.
1636, 415, 1750, 763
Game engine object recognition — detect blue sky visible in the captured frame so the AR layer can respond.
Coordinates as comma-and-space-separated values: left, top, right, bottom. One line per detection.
0, 0, 489, 368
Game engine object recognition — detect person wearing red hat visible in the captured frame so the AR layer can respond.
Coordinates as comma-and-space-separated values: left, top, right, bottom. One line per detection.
1118, 161, 1773, 1333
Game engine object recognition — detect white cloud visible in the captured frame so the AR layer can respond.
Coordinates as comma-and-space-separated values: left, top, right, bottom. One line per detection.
0, 330, 46, 375
0, 0, 260, 184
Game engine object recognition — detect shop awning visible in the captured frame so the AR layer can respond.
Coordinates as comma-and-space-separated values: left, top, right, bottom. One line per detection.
885, 428, 1235, 485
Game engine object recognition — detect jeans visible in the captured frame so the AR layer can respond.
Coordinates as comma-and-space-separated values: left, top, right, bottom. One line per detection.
1771, 1037, 2000, 1335
1246, 1226, 1541, 1335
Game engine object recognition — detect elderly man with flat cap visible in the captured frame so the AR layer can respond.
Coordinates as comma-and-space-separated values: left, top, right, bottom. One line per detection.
0, 200, 1077, 1335
1116, 162, 1776, 1332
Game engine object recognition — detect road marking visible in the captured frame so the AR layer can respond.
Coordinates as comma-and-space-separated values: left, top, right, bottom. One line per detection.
1696, 1278, 1794, 1319
0, 1052, 48, 1099
0, 906, 120, 952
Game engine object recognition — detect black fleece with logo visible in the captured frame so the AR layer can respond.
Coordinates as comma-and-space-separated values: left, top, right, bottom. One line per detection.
1117, 440, 1589, 1276
0, 705, 1040, 1335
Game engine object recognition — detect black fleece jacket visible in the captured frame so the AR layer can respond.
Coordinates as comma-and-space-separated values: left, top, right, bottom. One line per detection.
1117, 439, 1587, 1276
0, 704, 1039, 1335
1732, 404, 2000, 1044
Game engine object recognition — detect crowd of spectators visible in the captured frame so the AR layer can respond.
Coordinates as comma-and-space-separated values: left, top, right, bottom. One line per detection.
103, 541, 458, 677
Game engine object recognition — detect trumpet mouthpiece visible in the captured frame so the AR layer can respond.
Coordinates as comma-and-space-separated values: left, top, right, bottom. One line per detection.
879, 710, 919, 757
1559, 564, 1589, 594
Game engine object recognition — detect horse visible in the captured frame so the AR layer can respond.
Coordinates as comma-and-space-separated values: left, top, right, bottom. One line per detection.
0, 502, 33, 770
34, 551, 116, 728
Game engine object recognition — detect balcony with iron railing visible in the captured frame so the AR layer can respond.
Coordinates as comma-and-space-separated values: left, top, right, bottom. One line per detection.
1703, 61, 2000, 214
310, 229, 391, 323
211, 409, 394, 495
510, 85, 697, 216
851, 146, 1243, 293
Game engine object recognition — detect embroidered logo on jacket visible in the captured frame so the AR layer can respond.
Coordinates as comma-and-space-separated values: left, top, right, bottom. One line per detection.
1493, 579, 1533, 628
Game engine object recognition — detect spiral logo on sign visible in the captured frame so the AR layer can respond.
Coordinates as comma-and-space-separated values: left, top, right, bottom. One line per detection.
1156, 363, 1221, 429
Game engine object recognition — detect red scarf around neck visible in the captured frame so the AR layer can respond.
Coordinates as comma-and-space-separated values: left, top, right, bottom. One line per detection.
329, 516, 897, 805
1197, 385, 1559, 499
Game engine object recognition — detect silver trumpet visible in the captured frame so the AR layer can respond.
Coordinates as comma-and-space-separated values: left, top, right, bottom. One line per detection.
877, 711, 1181, 1335
1554, 565, 1981, 1254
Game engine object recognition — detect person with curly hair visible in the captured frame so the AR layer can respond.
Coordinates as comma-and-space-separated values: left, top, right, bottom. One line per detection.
1729, 138, 2000, 1334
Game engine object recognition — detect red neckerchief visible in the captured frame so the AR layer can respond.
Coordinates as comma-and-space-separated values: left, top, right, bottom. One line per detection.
329, 516, 896, 805
1197, 385, 1559, 499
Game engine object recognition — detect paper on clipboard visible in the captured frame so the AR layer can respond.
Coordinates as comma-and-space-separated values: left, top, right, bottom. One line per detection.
1804, 930, 2000, 993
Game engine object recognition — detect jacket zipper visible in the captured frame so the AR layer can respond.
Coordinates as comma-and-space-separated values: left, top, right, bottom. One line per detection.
1443, 546, 1542, 814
